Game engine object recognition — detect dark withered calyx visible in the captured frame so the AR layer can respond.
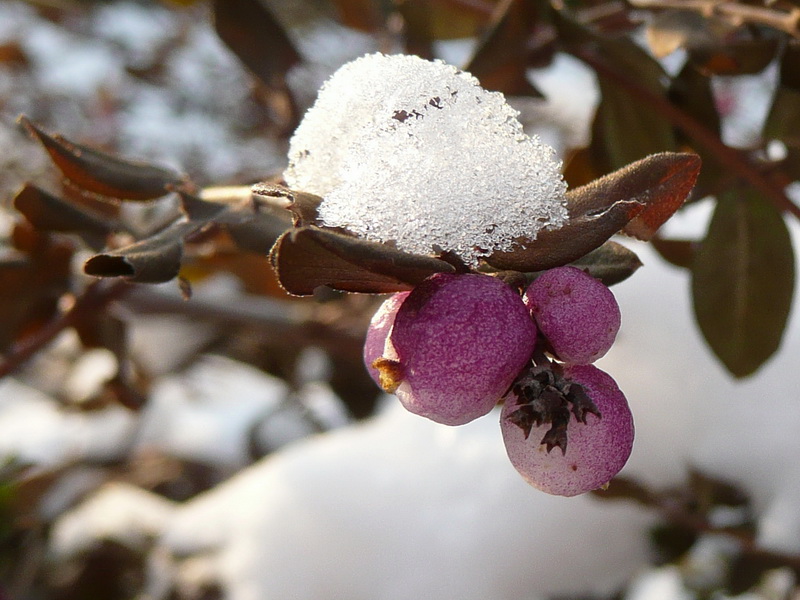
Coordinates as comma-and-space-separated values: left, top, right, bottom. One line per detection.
505, 365, 602, 455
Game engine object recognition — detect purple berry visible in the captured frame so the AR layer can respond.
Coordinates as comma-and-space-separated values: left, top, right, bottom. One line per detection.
374, 273, 537, 426
363, 292, 410, 387
524, 266, 620, 364
500, 364, 634, 496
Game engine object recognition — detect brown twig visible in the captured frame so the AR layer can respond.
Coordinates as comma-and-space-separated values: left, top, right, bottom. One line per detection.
570, 44, 800, 221
629, 0, 800, 38
604, 478, 800, 571
0, 280, 129, 379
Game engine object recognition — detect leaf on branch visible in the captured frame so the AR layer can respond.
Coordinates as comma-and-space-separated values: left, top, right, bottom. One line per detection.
689, 36, 779, 76
0, 223, 73, 353
691, 190, 795, 377
84, 221, 191, 283
270, 226, 456, 295
18, 115, 185, 201
84, 191, 286, 284
330, 0, 387, 32
646, 9, 779, 75
13, 184, 116, 249
485, 152, 701, 271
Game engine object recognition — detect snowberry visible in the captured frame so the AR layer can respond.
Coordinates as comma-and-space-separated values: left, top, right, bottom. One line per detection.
524, 266, 620, 364
371, 273, 536, 426
500, 364, 634, 496
363, 292, 409, 387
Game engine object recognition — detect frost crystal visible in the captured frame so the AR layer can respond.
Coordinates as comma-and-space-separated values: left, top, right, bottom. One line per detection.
284, 53, 568, 266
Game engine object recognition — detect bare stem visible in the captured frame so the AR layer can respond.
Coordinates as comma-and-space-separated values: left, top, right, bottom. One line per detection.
570, 44, 800, 221
629, 0, 800, 38
596, 476, 800, 571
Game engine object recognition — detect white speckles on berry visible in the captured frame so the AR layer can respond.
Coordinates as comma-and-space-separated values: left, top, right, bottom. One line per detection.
524, 266, 621, 364
382, 273, 537, 426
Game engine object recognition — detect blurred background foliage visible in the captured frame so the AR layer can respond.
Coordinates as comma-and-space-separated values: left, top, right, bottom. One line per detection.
0, 0, 799, 598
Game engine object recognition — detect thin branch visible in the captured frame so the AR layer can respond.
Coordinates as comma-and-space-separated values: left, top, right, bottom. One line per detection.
570, 44, 800, 221
597, 477, 800, 571
629, 0, 800, 38
0, 280, 129, 379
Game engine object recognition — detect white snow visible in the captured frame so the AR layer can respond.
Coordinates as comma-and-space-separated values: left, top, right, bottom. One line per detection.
0, 378, 136, 468
49, 482, 176, 560
162, 401, 655, 600
134, 355, 292, 469
285, 53, 568, 266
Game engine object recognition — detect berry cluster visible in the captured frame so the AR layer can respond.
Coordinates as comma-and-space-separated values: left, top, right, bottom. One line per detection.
364, 267, 633, 497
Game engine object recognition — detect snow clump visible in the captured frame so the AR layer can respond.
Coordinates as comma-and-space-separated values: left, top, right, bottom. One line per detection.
284, 53, 568, 267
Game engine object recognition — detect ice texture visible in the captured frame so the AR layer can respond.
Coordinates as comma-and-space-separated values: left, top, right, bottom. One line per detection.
284, 53, 568, 266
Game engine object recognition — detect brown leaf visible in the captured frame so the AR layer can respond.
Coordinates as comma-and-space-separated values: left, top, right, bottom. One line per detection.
688, 35, 780, 76
465, 0, 543, 97
646, 10, 711, 58
84, 190, 287, 284
620, 153, 702, 239
213, 0, 301, 87
485, 152, 701, 271
0, 224, 73, 352
19, 116, 185, 201
84, 221, 191, 284
13, 184, 115, 249
270, 226, 456, 295
330, 0, 386, 32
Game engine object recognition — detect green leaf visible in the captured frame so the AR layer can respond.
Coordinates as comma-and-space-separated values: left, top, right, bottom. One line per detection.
555, 12, 677, 170
567, 241, 642, 286
691, 191, 795, 377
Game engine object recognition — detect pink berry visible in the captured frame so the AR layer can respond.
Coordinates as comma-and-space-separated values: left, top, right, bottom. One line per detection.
524, 266, 620, 364
363, 292, 410, 387
500, 364, 634, 496
375, 273, 536, 426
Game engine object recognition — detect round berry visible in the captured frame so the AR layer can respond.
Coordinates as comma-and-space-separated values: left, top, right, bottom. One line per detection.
377, 273, 536, 426
363, 292, 410, 387
524, 266, 620, 364
500, 364, 634, 496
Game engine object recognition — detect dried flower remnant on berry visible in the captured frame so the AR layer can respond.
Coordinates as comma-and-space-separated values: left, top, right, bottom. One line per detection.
363, 292, 409, 387
501, 364, 634, 497
284, 53, 568, 267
